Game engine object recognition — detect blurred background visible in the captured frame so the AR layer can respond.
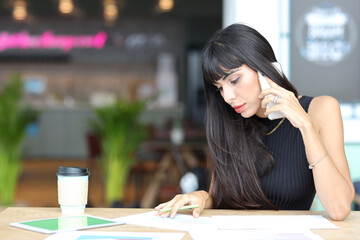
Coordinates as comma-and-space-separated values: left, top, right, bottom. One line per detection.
0, 0, 359, 211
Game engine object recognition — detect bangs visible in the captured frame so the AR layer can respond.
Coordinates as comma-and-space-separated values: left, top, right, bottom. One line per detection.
202, 42, 244, 84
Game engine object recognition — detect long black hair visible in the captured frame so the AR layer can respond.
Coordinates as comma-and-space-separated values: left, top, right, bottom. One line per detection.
202, 23, 298, 209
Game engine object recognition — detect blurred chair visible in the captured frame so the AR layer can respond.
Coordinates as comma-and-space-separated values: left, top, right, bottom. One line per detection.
354, 181, 360, 210
86, 132, 102, 171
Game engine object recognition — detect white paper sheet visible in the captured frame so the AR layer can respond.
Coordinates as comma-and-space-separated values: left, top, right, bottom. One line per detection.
189, 229, 324, 240
45, 231, 185, 240
212, 215, 338, 230
114, 211, 214, 232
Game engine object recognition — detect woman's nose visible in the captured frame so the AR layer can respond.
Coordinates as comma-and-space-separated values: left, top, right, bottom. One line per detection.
222, 86, 235, 103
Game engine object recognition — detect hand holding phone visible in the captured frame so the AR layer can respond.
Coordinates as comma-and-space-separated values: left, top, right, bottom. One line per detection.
258, 62, 284, 120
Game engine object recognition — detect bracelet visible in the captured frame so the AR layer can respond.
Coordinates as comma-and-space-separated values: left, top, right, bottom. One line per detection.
309, 152, 328, 169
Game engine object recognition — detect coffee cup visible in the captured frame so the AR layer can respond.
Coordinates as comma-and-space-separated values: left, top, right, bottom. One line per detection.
56, 166, 90, 215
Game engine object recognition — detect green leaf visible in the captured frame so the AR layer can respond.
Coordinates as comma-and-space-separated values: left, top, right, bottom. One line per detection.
0, 73, 39, 205
90, 99, 148, 205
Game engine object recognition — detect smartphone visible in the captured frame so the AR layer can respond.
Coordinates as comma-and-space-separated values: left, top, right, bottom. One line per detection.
258, 62, 284, 120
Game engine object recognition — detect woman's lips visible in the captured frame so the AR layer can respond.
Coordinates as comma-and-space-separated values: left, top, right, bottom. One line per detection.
232, 104, 246, 113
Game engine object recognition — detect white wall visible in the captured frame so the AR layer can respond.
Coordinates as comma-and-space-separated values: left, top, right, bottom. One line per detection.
222, 0, 291, 78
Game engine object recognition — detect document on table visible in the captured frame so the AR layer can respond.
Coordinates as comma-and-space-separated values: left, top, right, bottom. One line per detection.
188, 229, 324, 240
212, 215, 339, 230
113, 212, 336, 240
114, 211, 214, 231
45, 231, 185, 240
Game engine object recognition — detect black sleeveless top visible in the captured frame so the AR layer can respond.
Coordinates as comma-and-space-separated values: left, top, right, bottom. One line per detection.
258, 96, 315, 210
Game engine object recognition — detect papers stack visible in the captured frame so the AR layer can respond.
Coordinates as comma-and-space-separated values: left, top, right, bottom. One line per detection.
114, 211, 338, 240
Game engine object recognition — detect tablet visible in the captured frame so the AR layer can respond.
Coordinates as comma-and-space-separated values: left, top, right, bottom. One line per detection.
10, 215, 125, 234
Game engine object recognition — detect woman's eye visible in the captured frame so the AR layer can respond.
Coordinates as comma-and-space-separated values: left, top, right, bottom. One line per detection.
230, 77, 240, 84
216, 86, 223, 92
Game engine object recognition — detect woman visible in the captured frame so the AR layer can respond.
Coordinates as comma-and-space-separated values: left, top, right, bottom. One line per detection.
155, 23, 354, 220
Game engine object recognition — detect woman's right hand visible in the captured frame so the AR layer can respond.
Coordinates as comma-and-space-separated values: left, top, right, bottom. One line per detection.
154, 190, 211, 218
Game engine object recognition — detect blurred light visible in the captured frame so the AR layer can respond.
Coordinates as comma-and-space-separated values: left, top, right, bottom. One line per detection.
158, 0, 174, 12
12, 0, 27, 21
59, 0, 74, 15
103, 0, 118, 23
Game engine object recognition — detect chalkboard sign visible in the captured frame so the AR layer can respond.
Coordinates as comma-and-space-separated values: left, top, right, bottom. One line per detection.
291, 0, 360, 102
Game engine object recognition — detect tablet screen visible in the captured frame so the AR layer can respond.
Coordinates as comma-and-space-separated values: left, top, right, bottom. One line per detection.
10, 215, 124, 234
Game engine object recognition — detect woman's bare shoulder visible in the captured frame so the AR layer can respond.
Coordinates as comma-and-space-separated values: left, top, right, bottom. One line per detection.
308, 96, 341, 128
309, 95, 339, 112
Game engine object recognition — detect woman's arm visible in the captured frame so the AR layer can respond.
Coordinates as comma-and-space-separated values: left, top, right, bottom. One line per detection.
305, 96, 354, 220
260, 80, 354, 220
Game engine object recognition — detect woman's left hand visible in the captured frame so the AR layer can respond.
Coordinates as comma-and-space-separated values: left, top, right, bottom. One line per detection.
258, 78, 311, 129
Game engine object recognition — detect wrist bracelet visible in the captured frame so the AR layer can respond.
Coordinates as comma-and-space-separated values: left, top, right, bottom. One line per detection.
309, 152, 328, 169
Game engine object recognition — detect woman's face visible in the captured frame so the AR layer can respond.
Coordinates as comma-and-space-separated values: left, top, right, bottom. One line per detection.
213, 64, 266, 118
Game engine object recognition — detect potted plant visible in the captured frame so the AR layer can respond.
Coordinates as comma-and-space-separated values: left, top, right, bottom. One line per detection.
91, 99, 147, 207
0, 73, 38, 205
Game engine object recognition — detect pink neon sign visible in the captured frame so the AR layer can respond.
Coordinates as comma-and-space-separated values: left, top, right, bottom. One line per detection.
0, 31, 108, 52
